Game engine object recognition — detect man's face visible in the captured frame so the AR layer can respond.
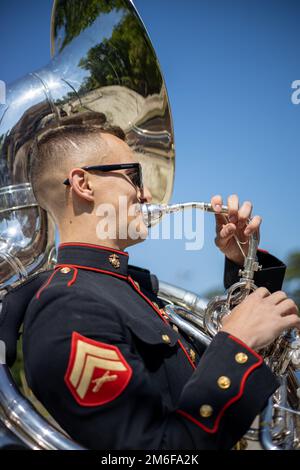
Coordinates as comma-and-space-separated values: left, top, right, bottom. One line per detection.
87, 133, 152, 249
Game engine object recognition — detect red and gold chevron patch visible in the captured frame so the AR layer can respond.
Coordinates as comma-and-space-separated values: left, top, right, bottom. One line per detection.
64, 332, 132, 407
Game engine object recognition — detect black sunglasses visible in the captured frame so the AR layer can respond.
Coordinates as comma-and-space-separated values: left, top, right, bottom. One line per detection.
63, 163, 144, 191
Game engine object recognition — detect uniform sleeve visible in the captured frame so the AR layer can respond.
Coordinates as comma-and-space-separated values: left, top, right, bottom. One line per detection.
173, 331, 279, 449
224, 249, 286, 292
24, 287, 279, 451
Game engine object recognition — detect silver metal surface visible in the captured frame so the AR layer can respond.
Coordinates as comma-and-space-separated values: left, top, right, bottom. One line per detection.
0, 0, 175, 289
0, 0, 175, 450
0, 365, 84, 450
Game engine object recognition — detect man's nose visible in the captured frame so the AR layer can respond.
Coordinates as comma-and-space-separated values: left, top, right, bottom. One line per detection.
138, 185, 152, 203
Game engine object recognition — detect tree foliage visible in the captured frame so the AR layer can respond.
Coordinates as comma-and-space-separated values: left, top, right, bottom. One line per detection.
53, 0, 162, 97
285, 251, 300, 308
79, 12, 162, 97
53, 0, 125, 51
285, 252, 300, 280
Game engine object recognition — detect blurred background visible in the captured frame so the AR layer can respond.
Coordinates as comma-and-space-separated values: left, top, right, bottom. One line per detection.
1, 0, 299, 303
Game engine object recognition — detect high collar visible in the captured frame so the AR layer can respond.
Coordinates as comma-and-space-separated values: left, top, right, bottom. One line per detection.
56, 242, 129, 278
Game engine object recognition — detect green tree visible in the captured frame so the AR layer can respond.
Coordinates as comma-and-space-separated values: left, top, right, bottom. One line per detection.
53, 0, 125, 52
53, 0, 162, 97
78, 9, 162, 96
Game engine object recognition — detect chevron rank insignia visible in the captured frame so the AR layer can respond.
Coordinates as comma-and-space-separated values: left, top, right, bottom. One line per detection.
64, 332, 132, 407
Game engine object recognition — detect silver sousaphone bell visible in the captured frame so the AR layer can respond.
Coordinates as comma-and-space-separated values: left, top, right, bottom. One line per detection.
0, 0, 174, 449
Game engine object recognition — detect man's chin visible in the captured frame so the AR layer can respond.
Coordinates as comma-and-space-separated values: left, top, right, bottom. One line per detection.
126, 223, 148, 247
124, 237, 146, 250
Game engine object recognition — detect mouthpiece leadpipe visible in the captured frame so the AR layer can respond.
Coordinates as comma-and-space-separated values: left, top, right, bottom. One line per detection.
138, 202, 228, 228
138, 202, 261, 282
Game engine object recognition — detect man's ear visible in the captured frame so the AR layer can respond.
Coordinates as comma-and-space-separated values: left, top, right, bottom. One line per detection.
68, 168, 94, 202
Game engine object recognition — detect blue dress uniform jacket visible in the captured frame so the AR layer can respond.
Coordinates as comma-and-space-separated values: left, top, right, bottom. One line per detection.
1, 243, 286, 450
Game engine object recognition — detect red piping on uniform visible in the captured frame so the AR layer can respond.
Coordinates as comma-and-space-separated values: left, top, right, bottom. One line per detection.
59, 242, 129, 257
176, 355, 263, 433
54, 263, 128, 281
228, 334, 263, 361
257, 248, 269, 254
67, 267, 78, 287
128, 276, 196, 370
177, 340, 197, 369
35, 267, 61, 299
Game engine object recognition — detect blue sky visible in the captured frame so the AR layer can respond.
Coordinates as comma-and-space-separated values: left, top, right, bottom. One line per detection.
1, 0, 299, 295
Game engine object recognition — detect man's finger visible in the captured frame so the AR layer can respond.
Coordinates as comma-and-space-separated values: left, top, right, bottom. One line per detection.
211, 194, 228, 233
227, 194, 239, 224
244, 215, 262, 236
276, 298, 299, 317
237, 201, 252, 228
253, 287, 271, 298
220, 224, 236, 241
280, 314, 300, 330
214, 225, 237, 249
211, 194, 223, 212
266, 290, 288, 305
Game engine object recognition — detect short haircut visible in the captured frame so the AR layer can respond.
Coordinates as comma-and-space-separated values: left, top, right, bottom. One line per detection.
30, 123, 125, 221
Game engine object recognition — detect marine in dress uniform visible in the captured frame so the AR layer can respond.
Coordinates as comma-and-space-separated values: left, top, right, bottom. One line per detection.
1, 243, 286, 450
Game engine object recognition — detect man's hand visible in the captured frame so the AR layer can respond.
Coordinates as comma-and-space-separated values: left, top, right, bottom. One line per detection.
221, 287, 300, 350
211, 194, 261, 266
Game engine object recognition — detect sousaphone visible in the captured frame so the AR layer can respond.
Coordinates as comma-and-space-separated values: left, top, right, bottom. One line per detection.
0, 0, 299, 450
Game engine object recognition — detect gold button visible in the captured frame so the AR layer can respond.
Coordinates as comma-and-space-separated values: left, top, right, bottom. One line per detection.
162, 334, 171, 344
217, 376, 231, 389
235, 352, 248, 364
133, 280, 140, 290
153, 302, 159, 309
199, 404, 213, 418
60, 267, 71, 274
189, 349, 196, 362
